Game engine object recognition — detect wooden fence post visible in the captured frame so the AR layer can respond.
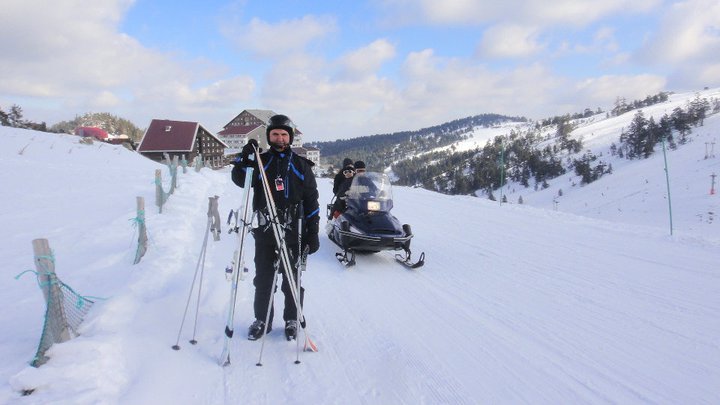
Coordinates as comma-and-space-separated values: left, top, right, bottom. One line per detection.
31, 239, 71, 342
134, 197, 148, 264
155, 169, 164, 213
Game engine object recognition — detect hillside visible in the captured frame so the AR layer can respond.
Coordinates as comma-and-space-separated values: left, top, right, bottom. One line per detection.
509, 88, 720, 239
314, 113, 527, 170
49, 112, 144, 141
0, 114, 718, 404
315, 88, 720, 209
390, 89, 720, 198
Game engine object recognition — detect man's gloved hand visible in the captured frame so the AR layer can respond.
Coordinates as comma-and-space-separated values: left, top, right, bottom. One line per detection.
237, 139, 259, 167
305, 232, 320, 255
303, 219, 320, 254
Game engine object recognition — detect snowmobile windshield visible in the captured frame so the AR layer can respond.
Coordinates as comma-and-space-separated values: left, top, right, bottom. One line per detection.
346, 172, 393, 212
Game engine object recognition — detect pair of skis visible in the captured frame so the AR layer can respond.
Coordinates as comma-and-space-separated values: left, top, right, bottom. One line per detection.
251, 145, 317, 366
219, 146, 317, 367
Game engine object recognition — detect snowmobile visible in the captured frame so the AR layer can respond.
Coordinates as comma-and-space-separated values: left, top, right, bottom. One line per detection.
326, 171, 424, 268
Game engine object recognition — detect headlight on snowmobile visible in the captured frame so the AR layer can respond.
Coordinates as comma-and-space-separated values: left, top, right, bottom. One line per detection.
367, 201, 381, 211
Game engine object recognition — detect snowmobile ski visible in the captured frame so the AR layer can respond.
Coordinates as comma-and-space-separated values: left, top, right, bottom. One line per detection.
335, 250, 356, 267
395, 250, 425, 269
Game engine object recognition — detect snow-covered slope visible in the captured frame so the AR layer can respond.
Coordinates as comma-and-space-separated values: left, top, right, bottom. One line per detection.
0, 116, 718, 404
445, 88, 720, 240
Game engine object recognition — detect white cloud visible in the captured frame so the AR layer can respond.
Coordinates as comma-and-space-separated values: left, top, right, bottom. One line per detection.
0, 0, 255, 128
397, 52, 566, 121
258, 52, 399, 140
638, 0, 720, 63
593, 27, 620, 53
377, 0, 660, 27
255, 40, 676, 141
222, 15, 338, 58
476, 24, 545, 59
262, 53, 395, 112
258, 45, 579, 139
634, 0, 720, 89
574, 74, 667, 106
337, 39, 396, 79
2, 0, 712, 143
92, 91, 123, 108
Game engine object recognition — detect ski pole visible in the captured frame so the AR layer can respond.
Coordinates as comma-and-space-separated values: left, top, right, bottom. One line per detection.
220, 158, 255, 366
172, 211, 213, 350
295, 203, 304, 364
256, 259, 281, 367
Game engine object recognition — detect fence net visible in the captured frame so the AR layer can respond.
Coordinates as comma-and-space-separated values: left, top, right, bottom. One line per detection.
21, 269, 95, 367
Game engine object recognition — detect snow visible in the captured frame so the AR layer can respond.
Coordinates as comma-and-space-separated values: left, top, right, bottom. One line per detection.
1, 92, 719, 404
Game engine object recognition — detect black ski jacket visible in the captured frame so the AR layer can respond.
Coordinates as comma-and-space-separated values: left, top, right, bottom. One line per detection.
232, 147, 320, 245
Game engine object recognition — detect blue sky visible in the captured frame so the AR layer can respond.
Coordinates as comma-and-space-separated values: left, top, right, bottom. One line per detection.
1, 0, 719, 141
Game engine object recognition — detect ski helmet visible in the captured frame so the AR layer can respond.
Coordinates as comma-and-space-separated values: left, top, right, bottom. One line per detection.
266, 114, 295, 145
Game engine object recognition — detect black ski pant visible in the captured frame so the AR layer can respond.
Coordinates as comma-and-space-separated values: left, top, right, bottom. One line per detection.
252, 238, 305, 328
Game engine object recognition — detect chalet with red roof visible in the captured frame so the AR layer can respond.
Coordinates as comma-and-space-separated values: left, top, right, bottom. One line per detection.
137, 119, 228, 168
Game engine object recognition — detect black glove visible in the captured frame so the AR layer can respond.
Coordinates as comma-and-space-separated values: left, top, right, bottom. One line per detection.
238, 139, 259, 167
305, 232, 320, 255
303, 219, 320, 254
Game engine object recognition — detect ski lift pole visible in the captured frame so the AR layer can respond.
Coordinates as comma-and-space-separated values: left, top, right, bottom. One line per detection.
661, 137, 674, 236
710, 173, 716, 195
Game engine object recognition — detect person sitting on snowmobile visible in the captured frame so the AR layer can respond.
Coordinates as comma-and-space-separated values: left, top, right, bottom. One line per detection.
331, 163, 355, 218
333, 158, 354, 195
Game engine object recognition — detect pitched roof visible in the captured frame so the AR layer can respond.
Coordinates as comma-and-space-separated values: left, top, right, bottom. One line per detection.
138, 119, 227, 152
218, 124, 259, 136
75, 126, 108, 139
223, 109, 276, 129
246, 109, 275, 122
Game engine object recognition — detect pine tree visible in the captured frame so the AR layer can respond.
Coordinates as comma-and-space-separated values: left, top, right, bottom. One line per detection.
0, 107, 9, 126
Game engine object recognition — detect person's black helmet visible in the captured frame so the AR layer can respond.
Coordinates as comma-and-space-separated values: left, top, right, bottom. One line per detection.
266, 114, 295, 145
354, 160, 366, 170
342, 158, 353, 167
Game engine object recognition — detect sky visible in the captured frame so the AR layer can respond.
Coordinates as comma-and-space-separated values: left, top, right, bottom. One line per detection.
0, 89, 719, 403
1, 0, 719, 142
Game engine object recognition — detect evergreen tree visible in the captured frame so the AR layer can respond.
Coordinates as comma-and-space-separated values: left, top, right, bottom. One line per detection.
688, 95, 710, 126
670, 107, 691, 144
0, 107, 9, 126
8, 105, 26, 128
644, 116, 659, 158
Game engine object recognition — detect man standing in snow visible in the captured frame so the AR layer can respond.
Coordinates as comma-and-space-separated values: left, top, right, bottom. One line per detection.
231, 114, 320, 341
